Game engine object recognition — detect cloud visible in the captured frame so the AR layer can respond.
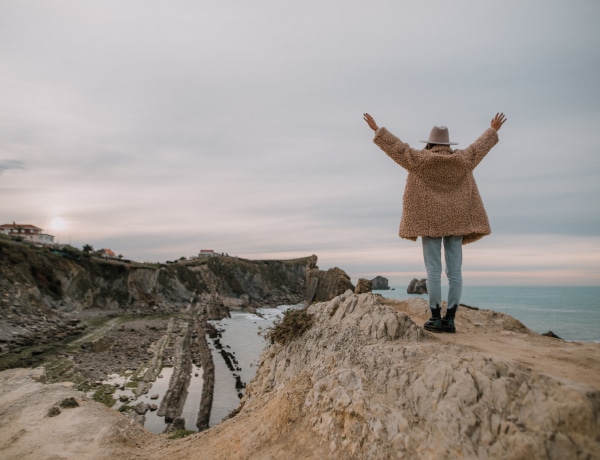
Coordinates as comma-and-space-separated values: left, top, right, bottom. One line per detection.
0, 160, 26, 174
0, 1, 599, 286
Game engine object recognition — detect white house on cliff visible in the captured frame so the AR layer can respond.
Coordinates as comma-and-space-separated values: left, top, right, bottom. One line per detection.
0, 222, 55, 245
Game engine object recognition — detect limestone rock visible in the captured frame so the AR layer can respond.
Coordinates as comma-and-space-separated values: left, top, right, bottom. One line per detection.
237, 292, 600, 459
407, 277, 427, 294
134, 402, 148, 415
354, 278, 372, 294
306, 267, 354, 304
370, 275, 390, 290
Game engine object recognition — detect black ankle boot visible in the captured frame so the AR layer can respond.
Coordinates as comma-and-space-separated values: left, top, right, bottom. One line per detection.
424, 306, 443, 332
442, 305, 457, 333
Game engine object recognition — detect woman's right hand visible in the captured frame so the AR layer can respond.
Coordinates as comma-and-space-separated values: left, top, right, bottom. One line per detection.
491, 112, 507, 131
363, 113, 379, 132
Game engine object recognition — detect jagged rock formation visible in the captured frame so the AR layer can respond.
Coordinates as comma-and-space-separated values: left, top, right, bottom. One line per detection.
407, 277, 427, 294
354, 278, 373, 294
305, 266, 354, 304
175, 293, 600, 459
370, 275, 390, 290
1, 293, 600, 459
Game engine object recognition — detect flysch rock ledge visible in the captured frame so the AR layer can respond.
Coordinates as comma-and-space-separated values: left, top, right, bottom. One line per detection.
1, 291, 599, 460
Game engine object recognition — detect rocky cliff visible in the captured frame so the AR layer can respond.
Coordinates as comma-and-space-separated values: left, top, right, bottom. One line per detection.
1, 292, 599, 459
0, 239, 320, 314
0, 239, 353, 356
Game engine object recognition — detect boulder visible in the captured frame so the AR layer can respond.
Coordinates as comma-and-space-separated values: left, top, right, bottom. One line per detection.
134, 402, 148, 415
407, 278, 427, 294
354, 278, 373, 294
306, 266, 354, 304
370, 276, 390, 290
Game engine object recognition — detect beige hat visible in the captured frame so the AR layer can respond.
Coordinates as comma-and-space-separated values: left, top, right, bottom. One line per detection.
420, 126, 458, 145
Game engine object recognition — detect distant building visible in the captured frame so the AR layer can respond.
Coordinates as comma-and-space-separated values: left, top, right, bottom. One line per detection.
98, 248, 117, 259
199, 249, 217, 257
0, 222, 54, 245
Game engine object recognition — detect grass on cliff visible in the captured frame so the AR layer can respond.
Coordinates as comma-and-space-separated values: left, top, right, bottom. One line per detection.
260, 308, 314, 345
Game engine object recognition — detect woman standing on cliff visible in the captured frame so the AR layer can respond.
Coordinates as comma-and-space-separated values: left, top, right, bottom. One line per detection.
363, 112, 507, 333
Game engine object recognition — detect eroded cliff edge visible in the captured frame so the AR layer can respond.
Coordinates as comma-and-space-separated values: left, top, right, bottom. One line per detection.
1, 292, 599, 459
0, 239, 353, 362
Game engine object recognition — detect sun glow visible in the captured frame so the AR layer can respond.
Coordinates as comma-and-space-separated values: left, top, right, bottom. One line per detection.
50, 217, 67, 232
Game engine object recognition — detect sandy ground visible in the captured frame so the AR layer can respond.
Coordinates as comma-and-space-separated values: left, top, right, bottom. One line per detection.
1, 296, 599, 459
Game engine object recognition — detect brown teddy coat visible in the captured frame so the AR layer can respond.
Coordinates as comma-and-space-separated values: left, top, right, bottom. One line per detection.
373, 127, 499, 245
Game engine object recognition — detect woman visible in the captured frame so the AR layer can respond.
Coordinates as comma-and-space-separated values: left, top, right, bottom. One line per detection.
363, 112, 507, 332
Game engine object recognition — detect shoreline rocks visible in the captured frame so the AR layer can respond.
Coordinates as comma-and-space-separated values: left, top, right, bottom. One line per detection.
407, 278, 427, 294
370, 275, 390, 290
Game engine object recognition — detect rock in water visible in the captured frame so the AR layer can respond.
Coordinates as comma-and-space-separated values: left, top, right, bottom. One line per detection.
370, 276, 390, 290
407, 277, 427, 294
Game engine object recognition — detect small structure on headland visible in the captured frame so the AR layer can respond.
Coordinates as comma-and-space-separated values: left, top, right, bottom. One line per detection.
0, 222, 54, 245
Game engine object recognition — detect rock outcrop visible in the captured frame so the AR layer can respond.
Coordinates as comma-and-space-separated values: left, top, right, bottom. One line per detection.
183, 293, 600, 459
370, 275, 390, 290
305, 266, 354, 304
1, 293, 600, 459
354, 278, 373, 294
407, 277, 427, 294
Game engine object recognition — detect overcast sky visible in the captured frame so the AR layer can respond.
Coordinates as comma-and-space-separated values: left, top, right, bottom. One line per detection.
1, 1, 599, 286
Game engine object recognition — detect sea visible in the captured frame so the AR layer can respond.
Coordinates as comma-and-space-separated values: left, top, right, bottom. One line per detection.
375, 285, 600, 343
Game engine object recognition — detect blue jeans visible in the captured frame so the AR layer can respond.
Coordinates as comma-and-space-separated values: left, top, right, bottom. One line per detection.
422, 236, 463, 310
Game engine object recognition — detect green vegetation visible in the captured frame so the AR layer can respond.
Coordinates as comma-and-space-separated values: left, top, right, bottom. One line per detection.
260, 308, 314, 345
92, 384, 117, 407
167, 429, 196, 439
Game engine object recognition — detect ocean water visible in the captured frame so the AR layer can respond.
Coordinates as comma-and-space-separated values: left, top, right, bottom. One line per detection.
375, 286, 600, 343
207, 305, 299, 427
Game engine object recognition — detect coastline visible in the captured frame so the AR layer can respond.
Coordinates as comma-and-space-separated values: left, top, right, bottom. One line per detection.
375, 285, 600, 342
3, 292, 599, 459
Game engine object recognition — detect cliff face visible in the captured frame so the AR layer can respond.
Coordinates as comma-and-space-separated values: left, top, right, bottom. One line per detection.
0, 239, 356, 316
0, 240, 353, 360
0, 240, 318, 314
